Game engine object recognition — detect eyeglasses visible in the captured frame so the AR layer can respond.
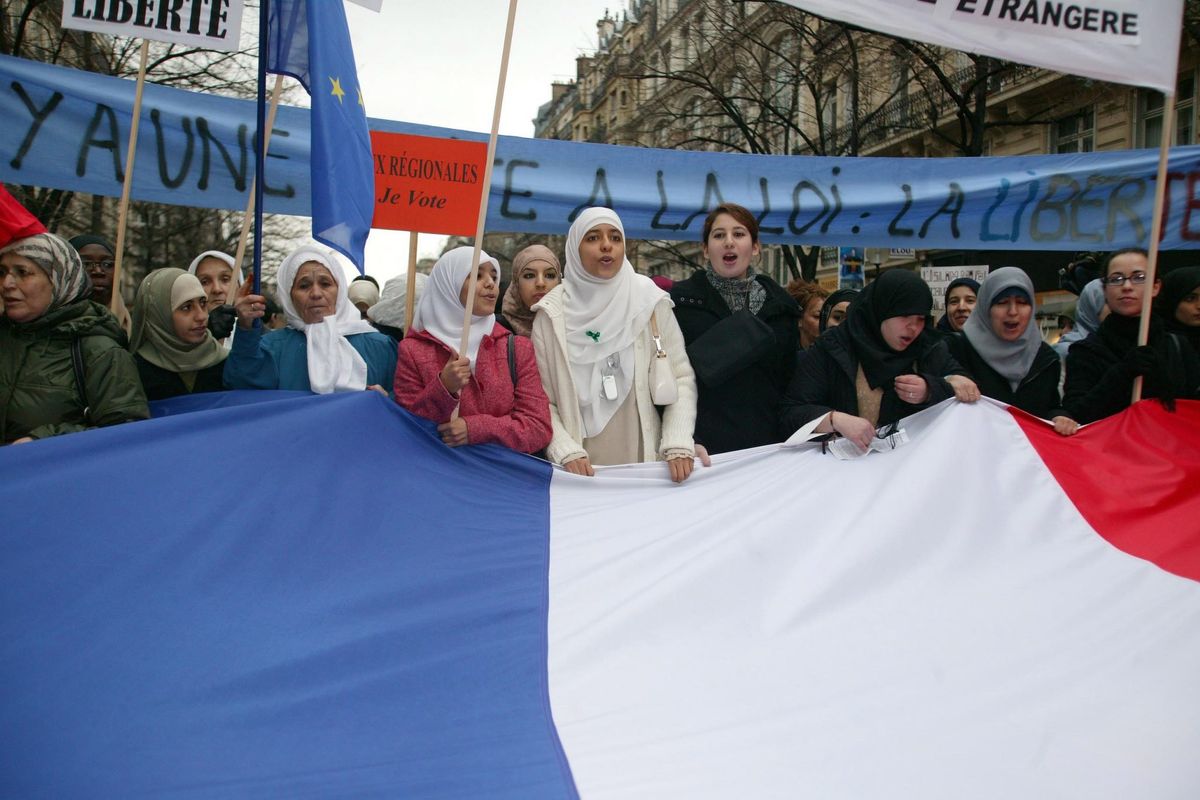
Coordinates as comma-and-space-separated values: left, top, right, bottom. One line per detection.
1102, 271, 1147, 287
83, 260, 115, 272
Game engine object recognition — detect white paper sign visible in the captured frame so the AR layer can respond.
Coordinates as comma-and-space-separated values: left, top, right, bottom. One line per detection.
62, 0, 245, 53
922, 265, 990, 316
779, 0, 1183, 95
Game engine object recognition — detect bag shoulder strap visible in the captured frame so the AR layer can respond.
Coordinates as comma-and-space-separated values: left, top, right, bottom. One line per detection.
648, 310, 667, 356
71, 335, 90, 419
506, 332, 517, 386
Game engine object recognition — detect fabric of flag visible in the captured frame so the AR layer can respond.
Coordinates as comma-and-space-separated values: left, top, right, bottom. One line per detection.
0, 185, 46, 248
265, 0, 373, 270
1, 393, 1198, 797
778, 0, 1184, 95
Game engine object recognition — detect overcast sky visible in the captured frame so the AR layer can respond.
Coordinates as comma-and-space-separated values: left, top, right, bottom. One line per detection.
341, 0, 623, 285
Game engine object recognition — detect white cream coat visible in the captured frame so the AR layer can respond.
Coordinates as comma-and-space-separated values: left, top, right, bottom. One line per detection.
532, 284, 697, 466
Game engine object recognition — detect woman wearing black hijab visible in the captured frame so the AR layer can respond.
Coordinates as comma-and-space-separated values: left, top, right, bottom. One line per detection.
781, 269, 966, 451
935, 277, 979, 335
1158, 266, 1200, 352
819, 288, 858, 333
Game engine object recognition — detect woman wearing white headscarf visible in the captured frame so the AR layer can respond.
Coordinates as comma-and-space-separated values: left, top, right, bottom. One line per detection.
531, 207, 699, 482
129, 268, 228, 401
187, 250, 240, 346
394, 246, 551, 453
947, 267, 1076, 435
224, 243, 397, 393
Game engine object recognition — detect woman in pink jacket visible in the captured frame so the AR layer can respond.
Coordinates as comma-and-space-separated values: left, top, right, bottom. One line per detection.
394, 246, 552, 454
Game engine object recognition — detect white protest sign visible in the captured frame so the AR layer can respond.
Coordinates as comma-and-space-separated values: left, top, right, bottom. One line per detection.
921, 265, 990, 316
62, 0, 245, 52
778, 0, 1183, 95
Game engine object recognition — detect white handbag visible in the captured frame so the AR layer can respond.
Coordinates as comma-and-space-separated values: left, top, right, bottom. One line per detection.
648, 314, 678, 405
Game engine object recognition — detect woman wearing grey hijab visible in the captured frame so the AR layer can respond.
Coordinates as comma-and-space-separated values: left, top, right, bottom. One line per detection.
947, 267, 1076, 435
1053, 278, 1104, 359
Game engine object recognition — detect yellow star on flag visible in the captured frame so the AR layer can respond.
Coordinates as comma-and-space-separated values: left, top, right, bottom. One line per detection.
357, 86, 365, 108
329, 76, 346, 104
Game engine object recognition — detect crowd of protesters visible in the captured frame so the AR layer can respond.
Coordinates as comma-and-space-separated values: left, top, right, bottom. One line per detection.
3, 198, 1199, 477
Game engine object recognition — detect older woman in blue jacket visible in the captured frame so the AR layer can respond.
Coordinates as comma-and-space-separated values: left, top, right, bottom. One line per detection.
225, 244, 396, 393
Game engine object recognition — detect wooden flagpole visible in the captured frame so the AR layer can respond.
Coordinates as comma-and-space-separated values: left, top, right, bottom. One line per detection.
109, 39, 150, 316
233, 74, 284, 281
1132, 91, 1177, 403
404, 232, 419, 332
458, 0, 518, 356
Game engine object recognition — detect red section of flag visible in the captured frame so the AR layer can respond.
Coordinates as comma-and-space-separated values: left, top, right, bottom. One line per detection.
1011, 400, 1200, 582
0, 186, 47, 248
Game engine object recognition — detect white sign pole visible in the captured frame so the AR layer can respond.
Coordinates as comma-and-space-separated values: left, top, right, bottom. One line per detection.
109, 39, 149, 319
1132, 91, 1177, 403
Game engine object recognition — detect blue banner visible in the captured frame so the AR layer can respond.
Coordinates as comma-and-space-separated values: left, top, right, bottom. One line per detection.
3, 53, 1200, 250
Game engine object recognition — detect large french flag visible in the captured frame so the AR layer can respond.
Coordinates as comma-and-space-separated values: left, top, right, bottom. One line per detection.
2, 392, 1198, 798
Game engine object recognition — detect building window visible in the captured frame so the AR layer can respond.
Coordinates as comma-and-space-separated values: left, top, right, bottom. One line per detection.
822, 80, 839, 150
1139, 72, 1196, 148
1053, 108, 1094, 153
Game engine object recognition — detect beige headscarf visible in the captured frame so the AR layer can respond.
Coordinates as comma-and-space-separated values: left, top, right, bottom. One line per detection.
129, 267, 227, 374
502, 244, 560, 337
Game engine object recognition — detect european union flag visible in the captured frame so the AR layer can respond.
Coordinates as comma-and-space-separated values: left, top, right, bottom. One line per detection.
266, 0, 372, 270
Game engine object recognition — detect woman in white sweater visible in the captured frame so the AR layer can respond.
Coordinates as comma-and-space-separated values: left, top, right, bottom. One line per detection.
531, 207, 699, 482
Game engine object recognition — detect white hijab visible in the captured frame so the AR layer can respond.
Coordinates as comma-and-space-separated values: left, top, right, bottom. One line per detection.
187, 250, 241, 350
411, 246, 499, 370
556, 207, 665, 437
276, 244, 377, 394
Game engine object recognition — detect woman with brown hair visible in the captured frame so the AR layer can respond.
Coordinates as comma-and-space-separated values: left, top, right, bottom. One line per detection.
670, 203, 800, 454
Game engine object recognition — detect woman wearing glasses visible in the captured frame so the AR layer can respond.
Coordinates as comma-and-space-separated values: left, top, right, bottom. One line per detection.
1062, 248, 1200, 424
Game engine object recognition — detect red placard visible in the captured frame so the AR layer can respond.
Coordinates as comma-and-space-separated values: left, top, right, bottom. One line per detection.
370, 131, 488, 235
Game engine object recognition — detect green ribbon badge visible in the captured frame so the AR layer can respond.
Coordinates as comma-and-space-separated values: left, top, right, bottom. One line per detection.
586, 330, 601, 342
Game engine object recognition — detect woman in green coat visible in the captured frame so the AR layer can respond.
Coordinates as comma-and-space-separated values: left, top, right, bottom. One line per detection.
0, 233, 148, 444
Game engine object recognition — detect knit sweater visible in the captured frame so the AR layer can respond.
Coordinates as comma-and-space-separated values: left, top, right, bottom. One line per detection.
531, 285, 697, 465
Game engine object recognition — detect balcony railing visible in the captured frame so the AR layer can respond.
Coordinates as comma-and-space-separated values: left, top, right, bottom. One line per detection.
858, 62, 1045, 148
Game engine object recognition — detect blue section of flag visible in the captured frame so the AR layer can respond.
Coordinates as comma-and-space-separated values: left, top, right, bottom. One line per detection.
266, 0, 373, 270
0, 392, 577, 798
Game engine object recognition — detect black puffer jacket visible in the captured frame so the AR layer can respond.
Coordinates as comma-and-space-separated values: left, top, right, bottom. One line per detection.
947, 334, 1064, 419
1, 300, 149, 442
671, 270, 799, 454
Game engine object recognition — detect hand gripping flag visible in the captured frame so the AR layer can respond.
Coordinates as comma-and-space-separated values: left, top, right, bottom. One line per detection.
265, 0, 372, 270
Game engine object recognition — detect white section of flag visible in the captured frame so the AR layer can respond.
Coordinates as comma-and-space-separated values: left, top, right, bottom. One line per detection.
777, 0, 1183, 95
547, 401, 1200, 798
